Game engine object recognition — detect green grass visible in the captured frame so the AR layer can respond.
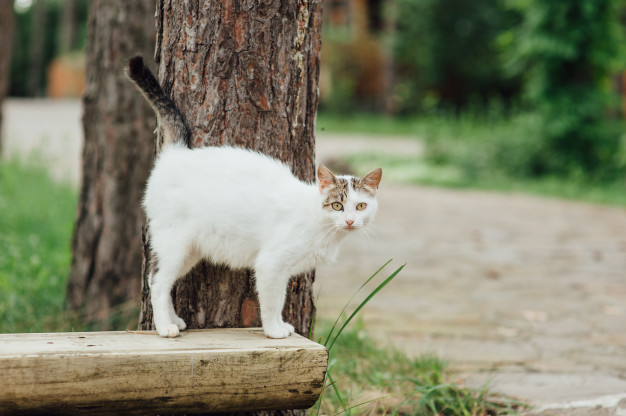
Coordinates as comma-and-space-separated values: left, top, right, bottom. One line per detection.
312, 319, 522, 415
318, 110, 626, 207
345, 152, 626, 207
0, 158, 79, 333
317, 112, 423, 136
310, 260, 523, 416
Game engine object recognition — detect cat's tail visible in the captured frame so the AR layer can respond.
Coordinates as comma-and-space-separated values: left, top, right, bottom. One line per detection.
125, 56, 191, 148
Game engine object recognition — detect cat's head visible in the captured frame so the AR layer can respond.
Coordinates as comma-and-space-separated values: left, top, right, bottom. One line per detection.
317, 165, 382, 232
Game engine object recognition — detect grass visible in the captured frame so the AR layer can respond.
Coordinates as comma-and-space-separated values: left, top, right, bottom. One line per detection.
310, 260, 523, 416
0, 157, 79, 333
317, 112, 424, 136
318, 110, 626, 207
313, 319, 522, 415
344, 152, 626, 207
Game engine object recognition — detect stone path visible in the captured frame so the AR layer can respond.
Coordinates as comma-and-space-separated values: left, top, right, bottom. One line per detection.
3, 99, 626, 414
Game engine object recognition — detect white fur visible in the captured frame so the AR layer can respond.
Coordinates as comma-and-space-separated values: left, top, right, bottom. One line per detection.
145, 144, 379, 338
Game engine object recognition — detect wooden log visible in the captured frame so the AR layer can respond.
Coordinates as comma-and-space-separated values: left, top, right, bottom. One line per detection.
0, 328, 328, 415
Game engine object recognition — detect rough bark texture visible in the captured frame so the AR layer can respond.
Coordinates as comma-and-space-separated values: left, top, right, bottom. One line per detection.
67, 0, 156, 326
0, 0, 15, 150
139, 0, 322, 357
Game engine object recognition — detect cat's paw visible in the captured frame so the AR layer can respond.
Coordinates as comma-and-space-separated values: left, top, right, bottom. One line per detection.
173, 316, 187, 331
263, 321, 295, 339
157, 324, 180, 338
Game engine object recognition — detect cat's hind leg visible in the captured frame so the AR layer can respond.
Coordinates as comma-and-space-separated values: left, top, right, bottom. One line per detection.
150, 243, 199, 337
165, 247, 201, 332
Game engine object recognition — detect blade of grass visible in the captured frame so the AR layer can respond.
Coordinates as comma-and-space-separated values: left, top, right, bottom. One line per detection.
326, 263, 405, 352
323, 258, 394, 346
315, 360, 341, 416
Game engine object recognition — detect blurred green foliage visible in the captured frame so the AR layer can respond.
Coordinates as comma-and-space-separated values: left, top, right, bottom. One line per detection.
9, 0, 88, 96
0, 158, 79, 333
330, 110, 626, 206
320, 0, 626, 182
393, 0, 521, 113
506, 0, 626, 178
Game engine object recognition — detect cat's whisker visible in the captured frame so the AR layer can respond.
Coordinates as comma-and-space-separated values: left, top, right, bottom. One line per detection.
358, 225, 375, 246
323, 226, 341, 248
316, 224, 337, 245
322, 225, 342, 248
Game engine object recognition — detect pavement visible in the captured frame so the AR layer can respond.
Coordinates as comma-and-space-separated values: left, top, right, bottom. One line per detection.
3, 98, 626, 415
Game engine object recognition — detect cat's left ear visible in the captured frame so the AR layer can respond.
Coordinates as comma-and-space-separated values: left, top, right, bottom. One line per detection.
360, 168, 382, 194
318, 165, 336, 193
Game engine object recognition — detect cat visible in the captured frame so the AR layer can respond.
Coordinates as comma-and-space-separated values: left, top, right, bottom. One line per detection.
126, 56, 382, 339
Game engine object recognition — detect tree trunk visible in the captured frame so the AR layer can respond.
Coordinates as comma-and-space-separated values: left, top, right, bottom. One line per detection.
27, 0, 46, 96
138, 0, 323, 365
67, 0, 156, 328
0, 0, 15, 151
59, 0, 77, 54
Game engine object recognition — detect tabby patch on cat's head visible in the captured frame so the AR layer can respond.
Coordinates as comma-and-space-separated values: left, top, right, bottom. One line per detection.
317, 165, 382, 235
317, 165, 382, 196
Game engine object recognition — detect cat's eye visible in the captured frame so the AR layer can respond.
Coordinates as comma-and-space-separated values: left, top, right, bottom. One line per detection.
356, 202, 367, 211
332, 202, 343, 211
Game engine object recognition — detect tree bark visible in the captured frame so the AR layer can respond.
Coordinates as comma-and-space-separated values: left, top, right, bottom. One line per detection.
0, 0, 15, 151
67, 0, 156, 328
138, 0, 323, 356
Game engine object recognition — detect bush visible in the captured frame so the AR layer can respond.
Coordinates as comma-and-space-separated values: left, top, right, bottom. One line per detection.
506, 0, 626, 178
393, 0, 521, 113
422, 111, 545, 180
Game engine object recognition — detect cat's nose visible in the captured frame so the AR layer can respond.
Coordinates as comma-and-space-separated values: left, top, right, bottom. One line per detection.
345, 220, 354, 227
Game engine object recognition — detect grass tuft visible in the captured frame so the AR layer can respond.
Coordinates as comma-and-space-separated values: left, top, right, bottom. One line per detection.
313, 319, 524, 415
312, 260, 524, 415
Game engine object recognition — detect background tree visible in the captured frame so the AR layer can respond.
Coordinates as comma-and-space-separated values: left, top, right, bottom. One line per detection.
0, 0, 15, 151
59, 0, 78, 54
67, 0, 156, 327
27, 0, 46, 96
138, 0, 323, 351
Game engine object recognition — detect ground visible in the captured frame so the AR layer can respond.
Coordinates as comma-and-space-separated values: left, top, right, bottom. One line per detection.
2, 99, 626, 414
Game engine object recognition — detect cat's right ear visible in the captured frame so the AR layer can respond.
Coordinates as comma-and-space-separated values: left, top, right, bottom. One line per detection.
317, 165, 336, 193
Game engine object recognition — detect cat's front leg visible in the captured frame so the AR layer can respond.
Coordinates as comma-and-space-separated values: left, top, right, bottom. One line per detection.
151, 273, 181, 338
254, 262, 294, 339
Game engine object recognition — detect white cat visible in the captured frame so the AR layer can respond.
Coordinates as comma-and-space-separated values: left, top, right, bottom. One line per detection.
127, 56, 382, 339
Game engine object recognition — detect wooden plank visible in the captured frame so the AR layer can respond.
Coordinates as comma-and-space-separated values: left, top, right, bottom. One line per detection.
0, 328, 328, 415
